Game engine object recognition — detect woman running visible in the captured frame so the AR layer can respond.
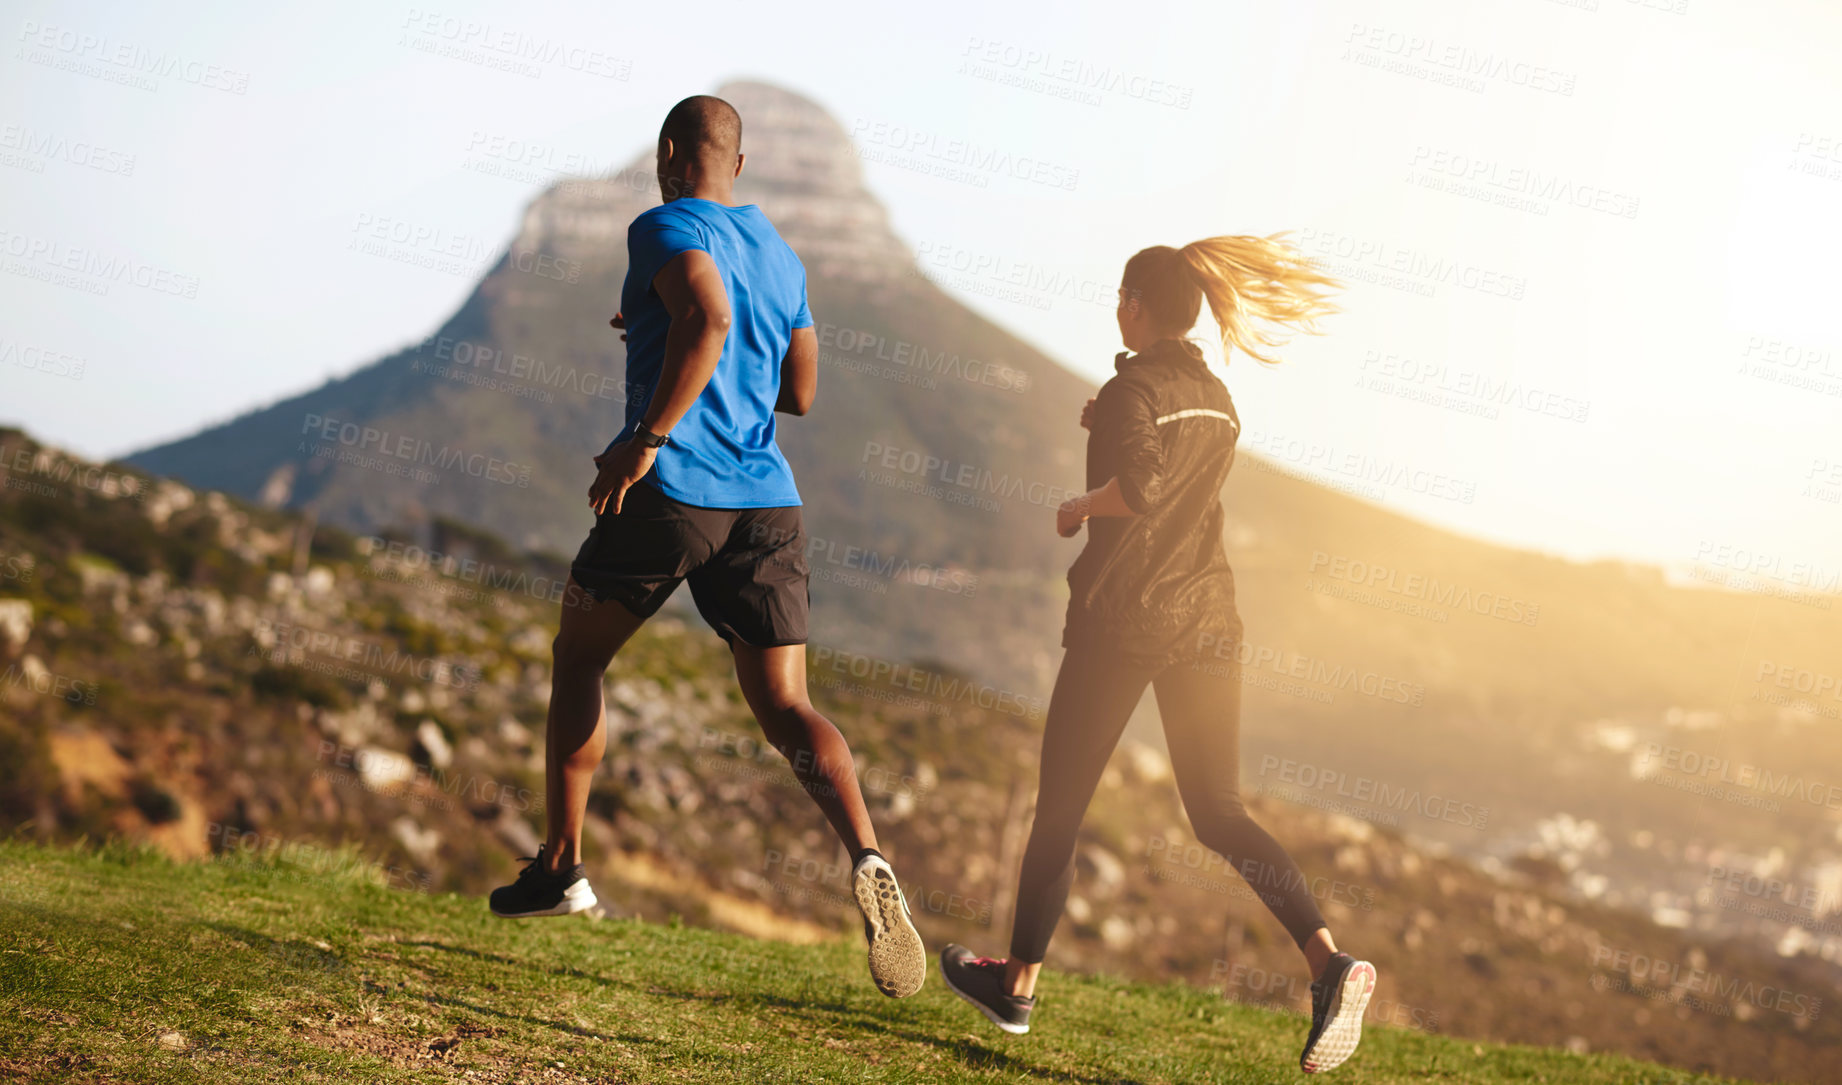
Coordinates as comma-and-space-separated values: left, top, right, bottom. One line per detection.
940, 235, 1376, 1074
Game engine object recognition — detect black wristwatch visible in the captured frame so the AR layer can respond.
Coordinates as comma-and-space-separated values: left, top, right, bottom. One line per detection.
632, 422, 671, 449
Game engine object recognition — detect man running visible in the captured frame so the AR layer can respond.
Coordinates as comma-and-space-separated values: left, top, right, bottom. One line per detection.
488, 95, 925, 1000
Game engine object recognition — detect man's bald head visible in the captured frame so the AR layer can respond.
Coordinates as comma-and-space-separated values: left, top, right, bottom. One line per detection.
659, 95, 742, 163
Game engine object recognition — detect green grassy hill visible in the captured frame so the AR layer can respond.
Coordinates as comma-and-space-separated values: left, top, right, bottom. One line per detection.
0, 842, 1746, 1085
5, 425, 1839, 1083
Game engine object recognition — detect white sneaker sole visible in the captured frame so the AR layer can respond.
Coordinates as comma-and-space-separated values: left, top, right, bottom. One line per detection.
490, 878, 598, 918
852, 861, 925, 998
942, 964, 1030, 1034
1301, 960, 1375, 1074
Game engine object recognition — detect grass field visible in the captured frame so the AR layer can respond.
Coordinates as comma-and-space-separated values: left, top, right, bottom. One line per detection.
0, 842, 1750, 1084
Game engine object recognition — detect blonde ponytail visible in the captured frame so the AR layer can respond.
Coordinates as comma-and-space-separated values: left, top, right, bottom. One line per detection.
1177, 233, 1341, 365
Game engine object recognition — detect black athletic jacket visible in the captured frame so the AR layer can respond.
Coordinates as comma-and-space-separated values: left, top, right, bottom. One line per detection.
1063, 337, 1242, 668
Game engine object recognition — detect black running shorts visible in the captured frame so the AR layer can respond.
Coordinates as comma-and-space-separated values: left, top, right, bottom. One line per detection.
569, 480, 809, 647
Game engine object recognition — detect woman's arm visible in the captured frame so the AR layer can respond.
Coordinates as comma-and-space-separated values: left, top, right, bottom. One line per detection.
1059, 377, 1164, 536
1057, 477, 1138, 537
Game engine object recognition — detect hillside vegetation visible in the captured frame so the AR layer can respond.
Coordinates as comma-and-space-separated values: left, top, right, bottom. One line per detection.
0, 841, 1753, 1085
3, 428, 1838, 1082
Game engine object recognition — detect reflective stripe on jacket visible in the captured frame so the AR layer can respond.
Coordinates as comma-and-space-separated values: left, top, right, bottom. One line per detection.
1063, 337, 1242, 667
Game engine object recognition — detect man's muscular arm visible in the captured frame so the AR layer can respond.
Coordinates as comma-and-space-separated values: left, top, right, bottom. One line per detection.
776, 326, 817, 415
589, 250, 731, 515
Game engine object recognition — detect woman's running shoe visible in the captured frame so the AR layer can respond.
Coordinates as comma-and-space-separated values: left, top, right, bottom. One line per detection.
939, 944, 1034, 1034
488, 845, 598, 918
1299, 953, 1376, 1073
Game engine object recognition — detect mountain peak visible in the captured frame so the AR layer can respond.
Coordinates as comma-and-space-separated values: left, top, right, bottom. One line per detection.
512, 80, 903, 285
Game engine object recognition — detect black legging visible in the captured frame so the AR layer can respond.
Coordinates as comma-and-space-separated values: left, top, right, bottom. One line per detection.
1009, 640, 1329, 963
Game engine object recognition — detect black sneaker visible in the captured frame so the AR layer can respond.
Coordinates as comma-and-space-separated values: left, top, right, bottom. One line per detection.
488, 845, 598, 918
940, 944, 1033, 1034
1300, 952, 1376, 1074
851, 853, 926, 997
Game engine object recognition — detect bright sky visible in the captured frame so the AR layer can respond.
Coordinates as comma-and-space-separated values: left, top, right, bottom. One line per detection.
2, 0, 1839, 574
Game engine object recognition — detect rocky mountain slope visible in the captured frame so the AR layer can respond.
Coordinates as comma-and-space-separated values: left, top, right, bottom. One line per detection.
127, 80, 1089, 692
6, 427, 1840, 1083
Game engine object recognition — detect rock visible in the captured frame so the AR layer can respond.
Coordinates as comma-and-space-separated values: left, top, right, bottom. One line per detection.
414, 720, 453, 770
146, 480, 196, 526
1099, 914, 1136, 949
324, 702, 383, 748
494, 810, 542, 856
509, 625, 551, 658
303, 566, 336, 599
497, 717, 532, 749
0, 599, 31, 657
1080, 845, 1126, 896
1121, 742, 1171, 784
885, 789, 916, 821
19, 654, 50, 687
391, 816, 441, 866
356, 747, 416, 791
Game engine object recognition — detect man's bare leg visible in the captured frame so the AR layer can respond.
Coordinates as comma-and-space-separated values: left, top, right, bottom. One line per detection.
729, 642, 877, 855
731, 641, 923, 997
541, 577, 647, 873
